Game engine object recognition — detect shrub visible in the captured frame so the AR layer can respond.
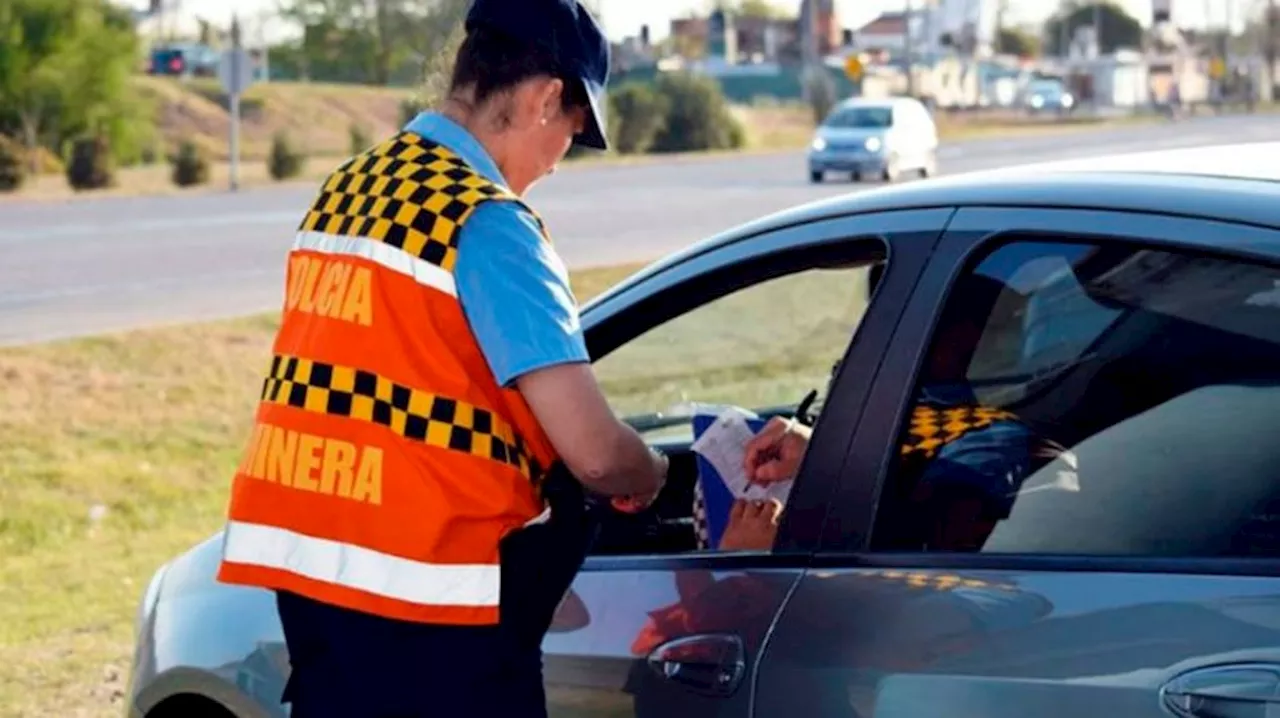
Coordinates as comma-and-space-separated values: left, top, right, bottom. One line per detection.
171, 140, 211, 187
268, 131, 306, 181
650, 72, 745, 154
608, 83, 669, 155
0, 136, 26, 192
349, 123, 373, 156
400, 97, 426, 127
66, 135, 114, 191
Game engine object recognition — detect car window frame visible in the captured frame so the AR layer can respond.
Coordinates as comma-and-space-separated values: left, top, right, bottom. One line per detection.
815, 204, 1280, 578
575, 208, 953, 568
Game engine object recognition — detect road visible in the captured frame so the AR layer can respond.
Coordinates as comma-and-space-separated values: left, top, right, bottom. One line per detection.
3, 113, 1280, 346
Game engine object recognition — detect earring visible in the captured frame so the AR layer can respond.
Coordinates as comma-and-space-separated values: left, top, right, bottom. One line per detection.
540, 117, 549, 126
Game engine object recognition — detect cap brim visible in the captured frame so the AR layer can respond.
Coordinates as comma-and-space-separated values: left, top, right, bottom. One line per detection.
573, 76, 608, 151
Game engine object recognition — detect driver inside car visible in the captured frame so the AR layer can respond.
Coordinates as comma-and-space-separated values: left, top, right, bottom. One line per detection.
737, 273, 1071, 552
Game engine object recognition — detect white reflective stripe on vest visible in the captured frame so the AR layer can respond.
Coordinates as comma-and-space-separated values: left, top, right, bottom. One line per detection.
293, 230, 457, 298
221, 520, 500, 607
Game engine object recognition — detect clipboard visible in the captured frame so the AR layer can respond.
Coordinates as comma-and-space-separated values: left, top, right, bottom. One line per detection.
691, 409, 769, 550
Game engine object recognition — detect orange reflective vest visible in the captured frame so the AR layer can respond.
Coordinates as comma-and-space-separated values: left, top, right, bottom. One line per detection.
216, 131, 561, 626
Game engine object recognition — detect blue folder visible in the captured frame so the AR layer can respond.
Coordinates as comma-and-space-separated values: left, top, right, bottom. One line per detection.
691, 410, 768, 550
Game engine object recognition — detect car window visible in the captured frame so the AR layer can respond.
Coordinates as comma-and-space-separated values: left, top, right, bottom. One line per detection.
823, 106, 893, 129
594, 262, 879, 442
869, 238, 1280, 557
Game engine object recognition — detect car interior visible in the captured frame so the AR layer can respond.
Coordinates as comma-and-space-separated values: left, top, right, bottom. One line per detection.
584, 252, 888, 558
875, 239, 1280, 556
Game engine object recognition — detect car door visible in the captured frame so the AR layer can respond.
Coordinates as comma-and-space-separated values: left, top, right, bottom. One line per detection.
755, 206, 1280, 718
540, 208, 953, 718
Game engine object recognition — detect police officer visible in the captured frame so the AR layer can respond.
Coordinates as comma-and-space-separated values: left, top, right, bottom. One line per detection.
215, 1, 668, 715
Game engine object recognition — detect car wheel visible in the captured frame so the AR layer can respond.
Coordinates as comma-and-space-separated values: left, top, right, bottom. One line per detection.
809, 170, 824, 183
920, 152, 938, 178
881, 160, 899, 183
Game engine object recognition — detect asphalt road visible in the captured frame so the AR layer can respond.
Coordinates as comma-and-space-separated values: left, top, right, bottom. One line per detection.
4, 113, 1280, 346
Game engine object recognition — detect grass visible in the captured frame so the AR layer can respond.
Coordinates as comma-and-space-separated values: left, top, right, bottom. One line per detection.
0, 254, 875, 717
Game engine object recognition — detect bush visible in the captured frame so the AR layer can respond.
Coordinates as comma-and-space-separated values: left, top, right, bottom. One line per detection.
400, 97, 426, 127
171, 140, 211, 187
66, 136, 114, 191
650, 72, 745, 154
349, 123, 373, 155
608, 84, 669, 155
0, 136, 25, 192
268, 131, 306, 181
0, 135, 25, 191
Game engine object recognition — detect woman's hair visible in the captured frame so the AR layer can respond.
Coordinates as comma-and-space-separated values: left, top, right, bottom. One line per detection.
447, 27, 589, 116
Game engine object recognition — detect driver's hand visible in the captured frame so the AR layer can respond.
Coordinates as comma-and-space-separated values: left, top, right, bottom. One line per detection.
718, 498, 783, 551
744, 417, 811, 484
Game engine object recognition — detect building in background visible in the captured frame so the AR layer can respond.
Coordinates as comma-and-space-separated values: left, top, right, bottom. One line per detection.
851, 0, 999, 60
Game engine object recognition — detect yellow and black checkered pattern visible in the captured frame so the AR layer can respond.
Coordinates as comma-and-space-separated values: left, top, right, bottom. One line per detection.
900, 404, 1019, 460
260, 354, 540, 480
298, 132, 546, 273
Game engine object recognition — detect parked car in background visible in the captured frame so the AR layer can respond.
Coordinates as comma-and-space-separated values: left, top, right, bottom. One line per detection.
1022, 76, 1075, 115
807, 96, 939, 184
128, 142, 1280, 718
147, 43, 220, 78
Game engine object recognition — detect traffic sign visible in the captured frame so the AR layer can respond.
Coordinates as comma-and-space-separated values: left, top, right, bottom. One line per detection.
219, 48, 255, 96
1209, 56, 1226, 79
844, 54, 863, 81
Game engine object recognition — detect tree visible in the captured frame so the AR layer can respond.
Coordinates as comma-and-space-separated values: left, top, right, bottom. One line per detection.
1042, 2, 1143, 56
722, 0, 789, 19
997, 26, 1041, 57
0, 0, 143, 172
277, 0, 469, 86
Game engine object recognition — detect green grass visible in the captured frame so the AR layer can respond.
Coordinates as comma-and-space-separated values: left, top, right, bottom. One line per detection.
0, 255, 875, 717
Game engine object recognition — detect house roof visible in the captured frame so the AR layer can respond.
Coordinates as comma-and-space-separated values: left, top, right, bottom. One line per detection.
856, 12, 907, 37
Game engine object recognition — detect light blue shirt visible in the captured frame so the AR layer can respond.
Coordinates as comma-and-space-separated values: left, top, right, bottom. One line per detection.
403, 112, 589, 387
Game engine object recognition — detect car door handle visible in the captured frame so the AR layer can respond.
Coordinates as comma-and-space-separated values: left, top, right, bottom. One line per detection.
1161, 663, 1280, 718
646, 633, 747, 697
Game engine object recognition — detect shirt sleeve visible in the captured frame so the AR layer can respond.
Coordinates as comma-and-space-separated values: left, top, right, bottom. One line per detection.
453, 200, 590, 388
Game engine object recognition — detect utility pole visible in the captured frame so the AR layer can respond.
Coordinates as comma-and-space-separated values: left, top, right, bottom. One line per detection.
904, 0, 916, 96
1092, 0, 1102, 56
1058, 0, 1070, 60
1268, 0, 1278, 102
229, 14, 243, 191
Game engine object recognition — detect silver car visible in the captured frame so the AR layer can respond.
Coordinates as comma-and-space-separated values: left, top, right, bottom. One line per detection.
807, 96, 939, 184
128, 146, 1280, 718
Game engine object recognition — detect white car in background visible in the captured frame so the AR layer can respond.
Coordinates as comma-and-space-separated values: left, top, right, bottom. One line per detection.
807, 96, 939, 184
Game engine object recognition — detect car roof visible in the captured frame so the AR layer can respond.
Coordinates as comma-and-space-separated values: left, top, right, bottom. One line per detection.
836, 97, 906, 109
587, 142, 1280, 310
754, 140, 1280, 235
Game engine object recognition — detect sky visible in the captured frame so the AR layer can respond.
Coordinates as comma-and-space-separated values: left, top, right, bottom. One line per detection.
135, 0, 1246, 43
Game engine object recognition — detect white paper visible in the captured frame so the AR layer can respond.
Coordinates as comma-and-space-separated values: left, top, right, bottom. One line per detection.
691, 407, 796, 505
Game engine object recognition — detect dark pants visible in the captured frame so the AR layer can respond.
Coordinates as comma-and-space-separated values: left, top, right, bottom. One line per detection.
277, 464, 598, 718
277, 590, 547, 718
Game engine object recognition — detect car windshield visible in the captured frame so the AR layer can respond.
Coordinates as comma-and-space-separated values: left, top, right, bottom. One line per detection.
823, 106, 893, 129
1028, 79, 1064, 93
